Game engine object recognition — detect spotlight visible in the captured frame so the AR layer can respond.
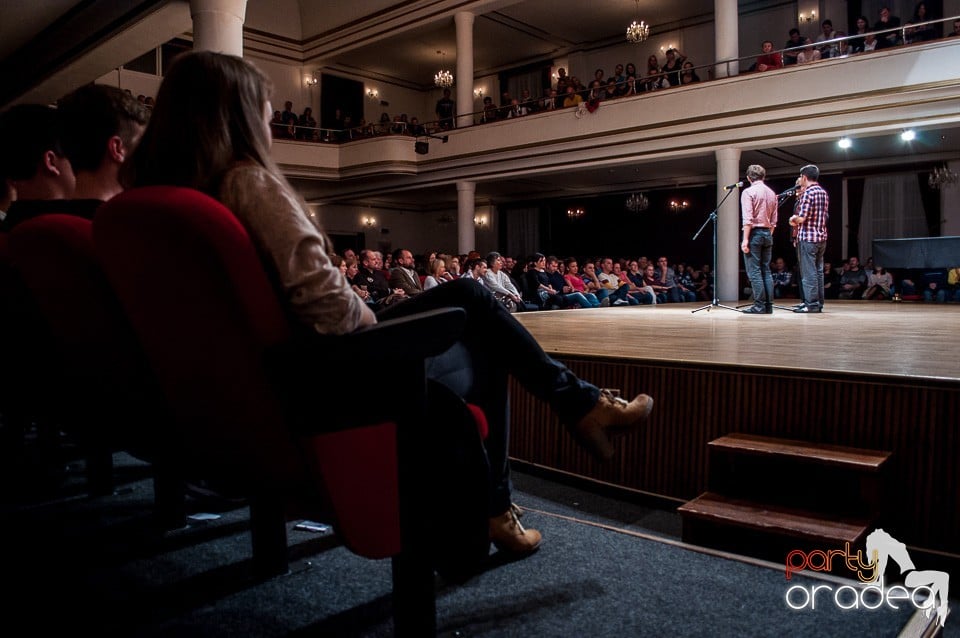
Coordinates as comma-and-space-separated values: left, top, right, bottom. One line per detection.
901, 129, 916, 142
414, 141, 429, 155
838, 137, 852, 149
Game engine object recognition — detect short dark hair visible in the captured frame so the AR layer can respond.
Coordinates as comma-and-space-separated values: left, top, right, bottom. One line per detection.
789, 28, 800, 36
800, 164, 820, 181
59, 84, 149, 173
822, 19, 833, 27
0, 104, 65, 181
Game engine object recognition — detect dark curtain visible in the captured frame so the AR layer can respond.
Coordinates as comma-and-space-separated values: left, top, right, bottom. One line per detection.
917, 172, 941, 236
847, 178, 865, 258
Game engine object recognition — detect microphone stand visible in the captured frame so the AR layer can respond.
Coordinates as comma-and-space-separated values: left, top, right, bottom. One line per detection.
691, 186, 742, 314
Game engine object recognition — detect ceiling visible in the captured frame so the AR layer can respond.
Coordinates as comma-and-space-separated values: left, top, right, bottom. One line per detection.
3, 0, 959, 209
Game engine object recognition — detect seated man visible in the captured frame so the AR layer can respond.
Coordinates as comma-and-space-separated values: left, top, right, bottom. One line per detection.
755, 40, 783, 71
921, 269, 947, 303
838, 256, 868, 299
0, 104, 76, 231
388, 248, 424, 298
771, 257, 794, 298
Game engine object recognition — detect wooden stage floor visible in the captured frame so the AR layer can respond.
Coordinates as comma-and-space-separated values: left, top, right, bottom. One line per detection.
513, 300, 960, 384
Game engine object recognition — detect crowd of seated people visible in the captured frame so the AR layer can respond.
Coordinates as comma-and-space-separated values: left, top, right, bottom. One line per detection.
272, 6, 956, 143
334, 248, 715, 313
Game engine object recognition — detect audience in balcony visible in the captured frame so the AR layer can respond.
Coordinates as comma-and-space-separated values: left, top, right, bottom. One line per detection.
950, 19, 960, 37
297, 107, 317, 140
797, 39, 822, 64
909, 3, 939, 42
816, 19, 841, 58
754, 40, 783, 72
660, 48, 687, 86
850, 15, 871, 52
435, 88, 455, 130
783, 28, 804, 65
875, 6, 903, 47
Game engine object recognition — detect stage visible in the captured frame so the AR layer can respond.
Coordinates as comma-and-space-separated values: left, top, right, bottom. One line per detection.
514, 300, 960, 383
506, 300, 960, 561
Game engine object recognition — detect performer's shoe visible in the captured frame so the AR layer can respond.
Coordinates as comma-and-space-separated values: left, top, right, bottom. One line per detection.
572, 390, 654, 461
764, 303, 774, 314
793, 303, 821, 313
742, 304, 766, 314
489, 507, 541, 554
791, 302, 806, 310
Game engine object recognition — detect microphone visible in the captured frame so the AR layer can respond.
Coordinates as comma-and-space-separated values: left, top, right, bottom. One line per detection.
724, 181, 744, 190
778, 186, 798, 198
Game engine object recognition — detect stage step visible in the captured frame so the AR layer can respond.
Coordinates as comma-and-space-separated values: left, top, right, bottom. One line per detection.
680, 433, 892, 563
708, 433, 890, 471
679, 491, 872, 545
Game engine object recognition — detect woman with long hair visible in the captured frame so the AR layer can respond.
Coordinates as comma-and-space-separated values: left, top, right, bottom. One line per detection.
127, 50, 653, 556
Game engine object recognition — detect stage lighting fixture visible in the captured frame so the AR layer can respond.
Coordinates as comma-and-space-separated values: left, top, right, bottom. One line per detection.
838, 137, 852, 149
900, 129, 916, 142
415, 141, 429, 155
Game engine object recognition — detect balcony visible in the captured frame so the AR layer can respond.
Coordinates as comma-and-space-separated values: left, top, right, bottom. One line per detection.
275, 38, 960, 204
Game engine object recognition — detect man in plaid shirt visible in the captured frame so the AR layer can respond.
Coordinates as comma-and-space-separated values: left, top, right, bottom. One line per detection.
789, 164, 829, 313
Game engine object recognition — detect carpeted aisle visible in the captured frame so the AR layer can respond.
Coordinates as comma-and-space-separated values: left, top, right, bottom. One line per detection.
3, 454, 956, 637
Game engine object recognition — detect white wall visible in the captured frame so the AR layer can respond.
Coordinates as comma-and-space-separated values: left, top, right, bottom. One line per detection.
95, 68, 162, 100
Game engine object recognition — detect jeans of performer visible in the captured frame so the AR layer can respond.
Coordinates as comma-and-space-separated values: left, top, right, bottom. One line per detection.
798, 239, 826, 308
379, 278, 600, 517
743, 227, 774, 305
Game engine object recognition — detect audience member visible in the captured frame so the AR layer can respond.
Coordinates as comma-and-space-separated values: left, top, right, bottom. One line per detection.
838, 256, 868, 299
875, 6, 902, 47
435, 88, 455, 130
863, 266, 894, 300
816, 19, 840, 58
660, 48, 687, 86
797, 39, 822, 64
755, 40, 783, 71
850, 15, 871, 52
0, 104, 76, 231
126, 51, 657, 555
783, 28, 804, 65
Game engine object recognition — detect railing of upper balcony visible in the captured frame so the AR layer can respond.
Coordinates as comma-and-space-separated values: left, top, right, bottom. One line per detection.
276, 15, 959, 145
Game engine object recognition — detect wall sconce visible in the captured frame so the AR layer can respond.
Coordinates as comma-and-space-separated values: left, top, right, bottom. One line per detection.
474, 215, 486, 227
305, 75, 318, 87
366, 88, 379, 99
799, 11, 816, 23
362, 216, 376, 228
567, 207, 585, 220
473, 88, 483, 98
668, 200, 689, 212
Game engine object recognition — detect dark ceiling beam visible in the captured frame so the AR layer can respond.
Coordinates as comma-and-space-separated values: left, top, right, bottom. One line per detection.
0, 0, 168, 108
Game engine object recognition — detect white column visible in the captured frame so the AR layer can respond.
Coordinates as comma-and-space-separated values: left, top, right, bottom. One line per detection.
457, 181, 476, 254
713, 0, 738, 79
455, 11, 475, 129
716, 147, 742, 302
190, 0, 247, 56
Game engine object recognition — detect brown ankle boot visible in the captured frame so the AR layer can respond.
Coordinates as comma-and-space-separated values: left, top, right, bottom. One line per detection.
489, 507, 541, 554
572, 390, 654, 462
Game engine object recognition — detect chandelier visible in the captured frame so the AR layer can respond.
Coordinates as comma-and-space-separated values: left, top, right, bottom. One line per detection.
625, 192, 649, 212
434, 50, 454, 88
567, 207, 585, 220
928, 164, 958, 189
626, 1, 650, 43
668, 199, 689, 212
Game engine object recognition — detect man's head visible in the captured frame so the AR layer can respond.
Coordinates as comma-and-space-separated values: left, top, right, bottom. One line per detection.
821, 20, 833, 35
284, 101, 293, 111
359, 249, 376, 269
601, 257, 614, 273
392, 248, 415, 269
789, 28, 801, 42
799, 164, 820, 187
0, 103, 75, 200
762, 40, 774, 53
58, 84, 149, 198
953, 19, 960, 35
879, 7, 891, 22
545, 256, 559, 273
657, 256, 669, 269
746, 164, 766, 182
773, 257, 786, 271
848, 256, 861, 269
342, 248, 356, 261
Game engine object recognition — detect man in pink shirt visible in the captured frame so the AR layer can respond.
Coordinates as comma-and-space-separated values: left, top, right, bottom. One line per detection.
740, 164, 779, 314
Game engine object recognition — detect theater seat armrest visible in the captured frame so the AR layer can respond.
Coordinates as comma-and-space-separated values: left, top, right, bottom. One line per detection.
266, 307, 466, 373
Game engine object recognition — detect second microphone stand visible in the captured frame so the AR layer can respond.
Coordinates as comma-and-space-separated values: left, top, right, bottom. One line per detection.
691, 186, 742, 314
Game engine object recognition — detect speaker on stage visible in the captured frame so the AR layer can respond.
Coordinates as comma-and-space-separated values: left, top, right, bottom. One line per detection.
414, 141, 429, 155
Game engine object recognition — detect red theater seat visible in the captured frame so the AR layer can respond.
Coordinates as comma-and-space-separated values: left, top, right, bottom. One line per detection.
94, 186, 486, 636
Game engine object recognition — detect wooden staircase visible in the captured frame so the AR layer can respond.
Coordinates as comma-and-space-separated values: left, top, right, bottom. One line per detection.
678, 433, 892, 565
